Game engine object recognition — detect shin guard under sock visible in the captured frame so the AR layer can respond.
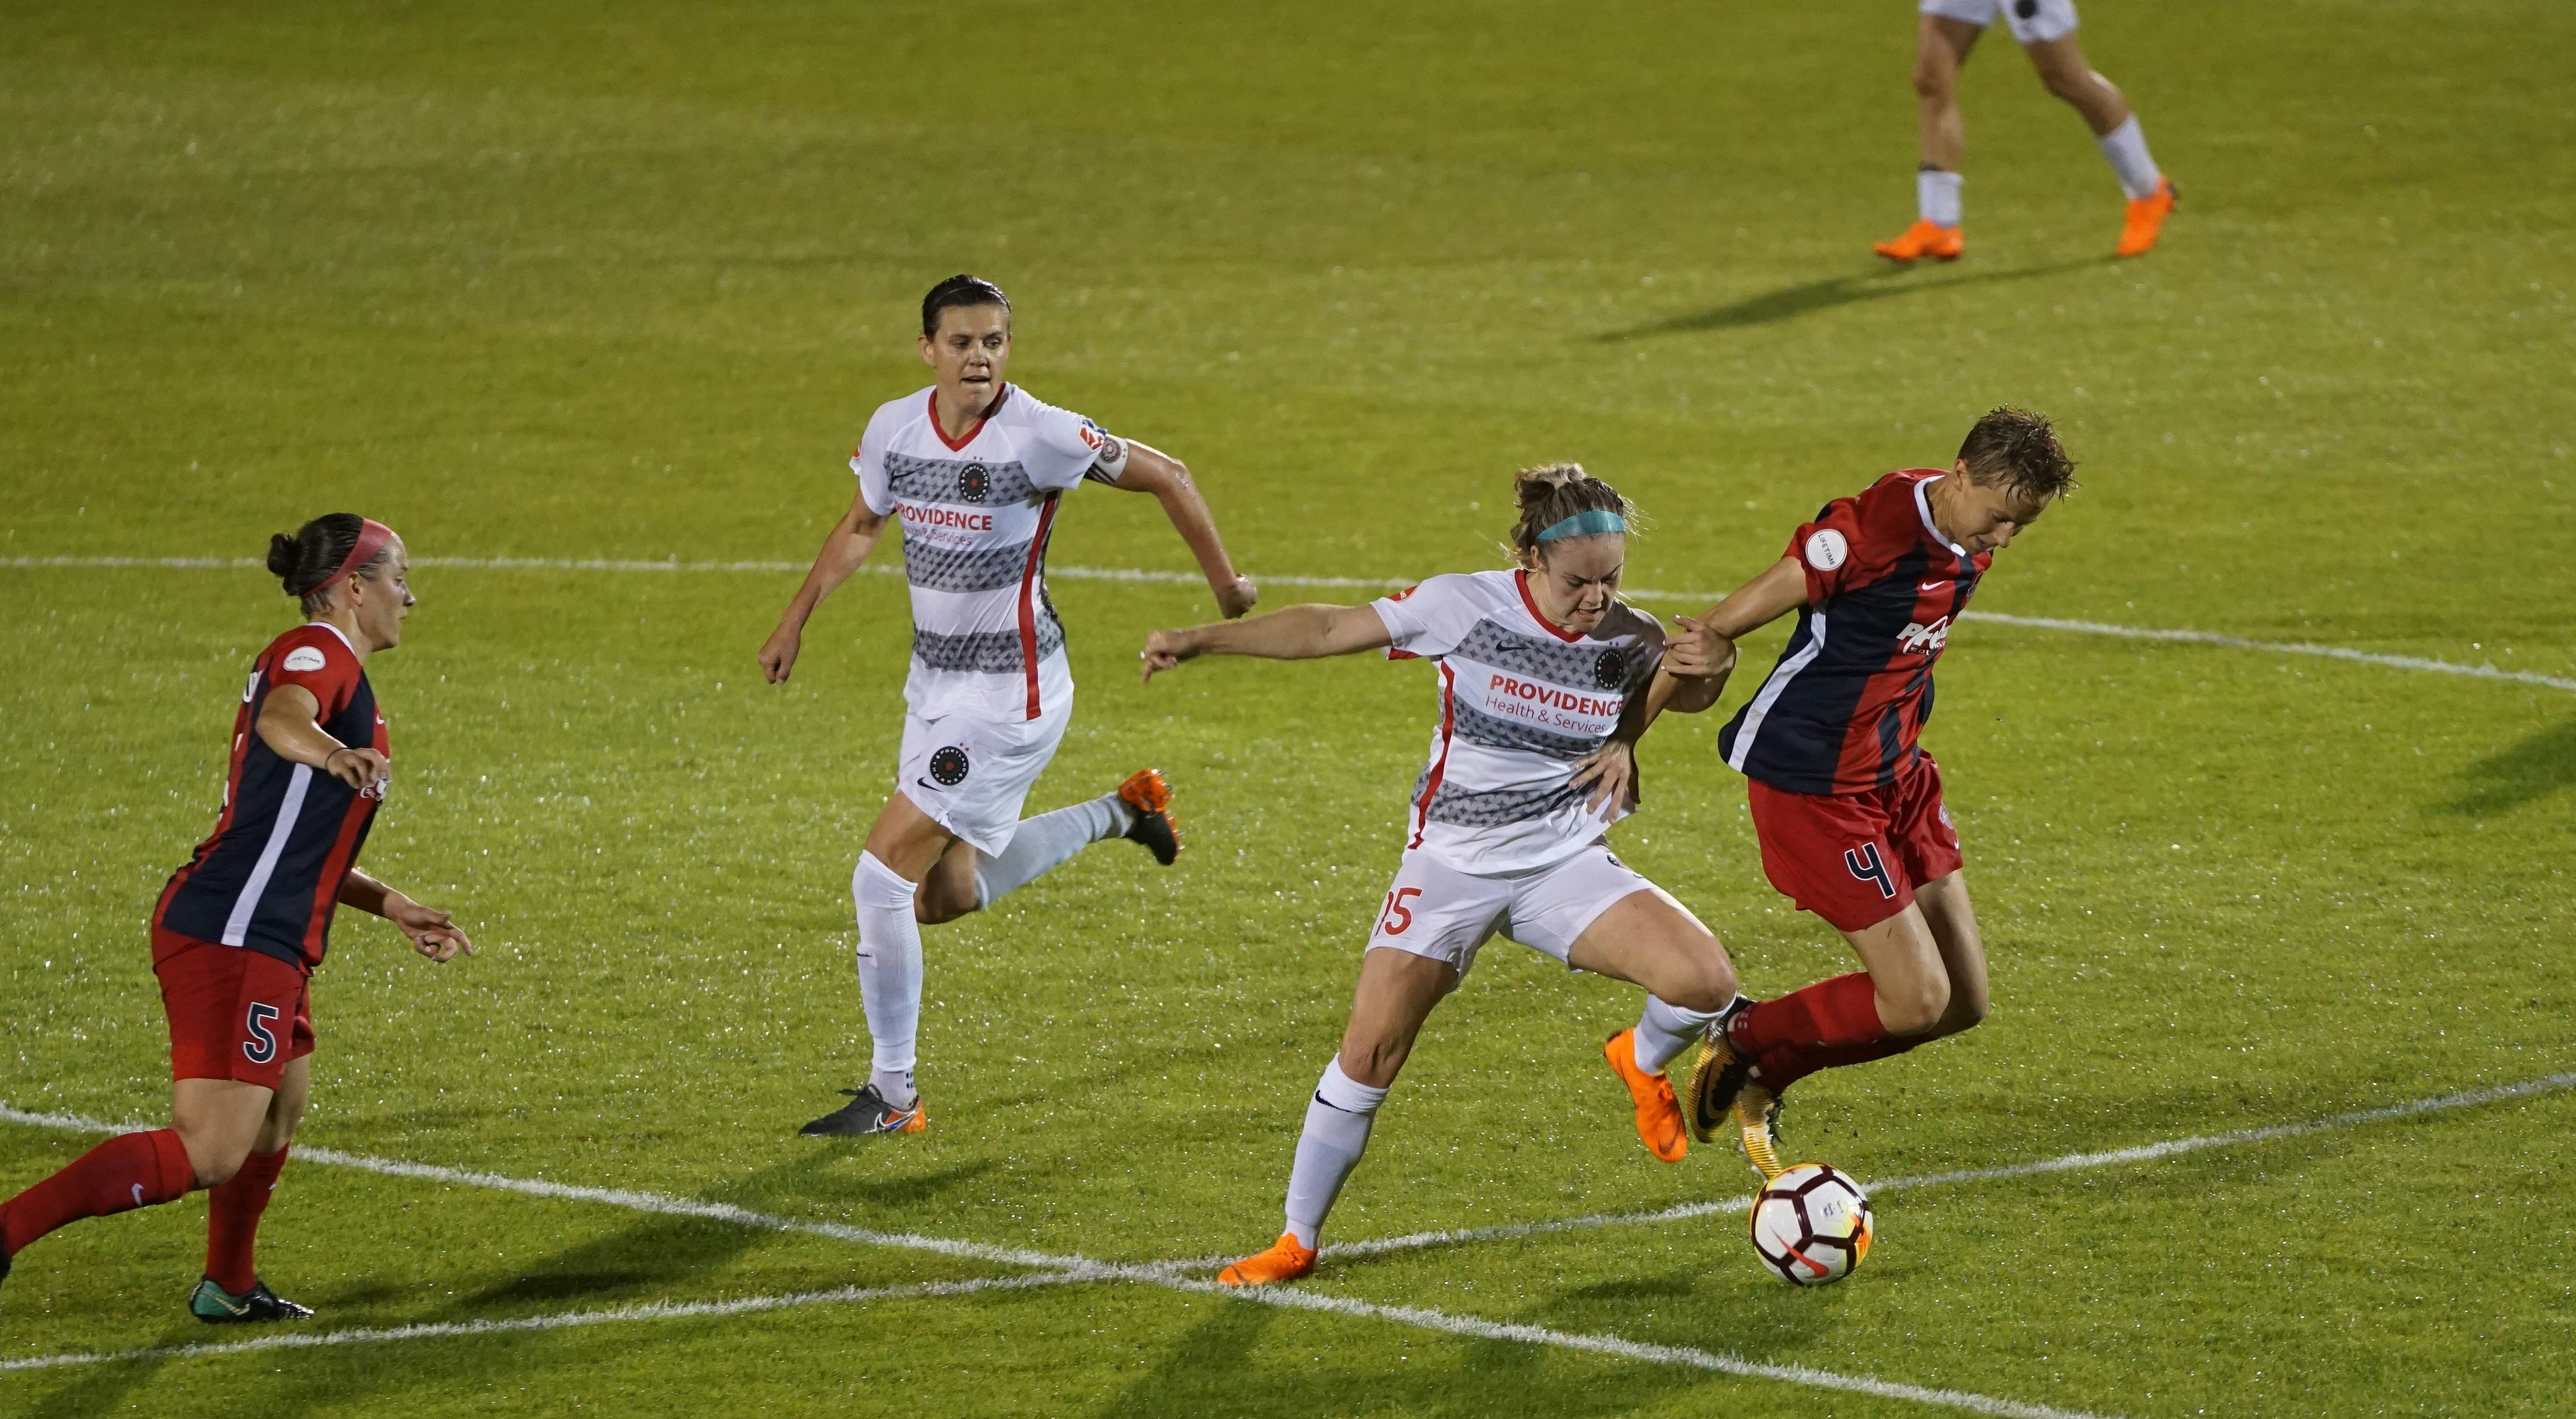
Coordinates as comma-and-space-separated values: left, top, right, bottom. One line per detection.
1282, 1059, 1389, 1249
204, 1146, 288, 1293
1, 1128, 195, 1256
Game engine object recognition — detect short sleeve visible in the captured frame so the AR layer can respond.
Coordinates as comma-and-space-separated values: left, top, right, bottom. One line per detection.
269, 630, 359, 719
1370, 574, 1482, 660
850, 406, 898, 516
1785, 496, 1867, 604
1022, 399, 1128, 492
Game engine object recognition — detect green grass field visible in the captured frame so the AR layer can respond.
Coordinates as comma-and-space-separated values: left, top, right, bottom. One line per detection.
5, 1, 2574, 1414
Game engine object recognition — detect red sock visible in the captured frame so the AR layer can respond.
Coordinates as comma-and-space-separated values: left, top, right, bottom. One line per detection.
1756, 1033, 1928, 1092
1727, 973, 1887, 1056
204, 1146, 289, 1293
1, 1129, 195, 1257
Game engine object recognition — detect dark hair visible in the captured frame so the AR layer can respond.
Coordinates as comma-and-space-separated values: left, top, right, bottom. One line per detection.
921, 274, 1011, 338
1957, 407, 2079, 504
1507, 462, 1638, 560
266, 512, 389, 614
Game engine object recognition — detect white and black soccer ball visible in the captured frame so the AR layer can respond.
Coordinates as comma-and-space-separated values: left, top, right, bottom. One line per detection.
1748, 1163, 1873, 1286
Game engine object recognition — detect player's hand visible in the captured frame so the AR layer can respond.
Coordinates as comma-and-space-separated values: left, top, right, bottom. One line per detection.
321, 747, 390, 795
385, 895, 475, 964
758, 625, 802, 684
1569, 737, 1641, 813
1663, 614, 1738, 682
1214, 576, 1259, 620
1139, 628, 1195, 683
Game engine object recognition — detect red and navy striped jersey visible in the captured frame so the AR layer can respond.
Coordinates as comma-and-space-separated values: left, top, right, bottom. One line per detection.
1717, 469, 1991, 796
155, 622, 388, 973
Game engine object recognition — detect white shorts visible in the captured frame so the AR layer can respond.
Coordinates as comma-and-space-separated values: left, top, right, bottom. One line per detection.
1921, 0, 2078, 45
896, 698, 1071, 857
1363, 842, 1670, 980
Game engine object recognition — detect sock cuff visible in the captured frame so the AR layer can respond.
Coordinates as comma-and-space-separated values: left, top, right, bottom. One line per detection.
1315, 1059, 1390, 1116
854, 851, 921, 911
2097, 114, 2143, 146
146, 1129, 198, 1198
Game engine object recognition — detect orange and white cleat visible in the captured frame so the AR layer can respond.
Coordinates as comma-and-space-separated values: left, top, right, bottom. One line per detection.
1603, 1030, 1687, 1163
1217, 1233, 1317, 1286
2115, 177, 2178, 257
1873, 219, 1964, 264
1118, 768, 1182, 865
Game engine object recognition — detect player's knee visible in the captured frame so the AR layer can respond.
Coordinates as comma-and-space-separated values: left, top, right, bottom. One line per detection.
2038, 65, 2092, 103
1943, 984, 1990, 1035
1878, 974, 1950, 1035
1666, 954, 1737, 1015
1911, 59, 1955, 102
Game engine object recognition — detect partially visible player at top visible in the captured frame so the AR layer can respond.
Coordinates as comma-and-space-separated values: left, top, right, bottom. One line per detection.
760, 274, 1258, 1138
0, 514, 474, 1324
1142, 465, 1743, 1286
1873, 0, 2178, 262
1591, 409, 2075, 1177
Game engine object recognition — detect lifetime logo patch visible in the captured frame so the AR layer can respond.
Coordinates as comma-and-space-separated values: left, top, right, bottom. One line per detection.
282, 647, 328, 672
927, 745, 971, 787
1802, 528, 1849, 572
955, 463, 990, 503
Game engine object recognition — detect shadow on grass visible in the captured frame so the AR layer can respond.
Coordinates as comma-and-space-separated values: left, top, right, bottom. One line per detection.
2441, 719, 2576, 817
1598, 257, 2110, 340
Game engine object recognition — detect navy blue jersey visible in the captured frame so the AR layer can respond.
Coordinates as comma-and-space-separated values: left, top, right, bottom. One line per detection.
1717, 470, 1991, 796
156, 623, 387, 972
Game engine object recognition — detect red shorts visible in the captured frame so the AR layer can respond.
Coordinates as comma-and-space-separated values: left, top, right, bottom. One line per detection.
153, 928, 314, 1088
1747, 751, 1964, 933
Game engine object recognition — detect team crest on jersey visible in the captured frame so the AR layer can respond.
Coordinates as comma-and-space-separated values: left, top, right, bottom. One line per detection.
1592, 649, 1626, 690
928, 745, 971, 787
1897, 616, 1951, 655
955, 463, 991, 503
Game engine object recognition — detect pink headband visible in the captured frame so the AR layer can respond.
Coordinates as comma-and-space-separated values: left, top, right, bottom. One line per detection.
308, 519, 394, 598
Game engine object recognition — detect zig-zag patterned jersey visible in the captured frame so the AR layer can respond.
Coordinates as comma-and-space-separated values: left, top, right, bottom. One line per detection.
1371, 570, 1663, 875
854, 384, 1127, 721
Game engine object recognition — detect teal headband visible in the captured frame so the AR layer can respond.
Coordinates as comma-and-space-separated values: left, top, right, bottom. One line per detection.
1535, 508, 1627, 542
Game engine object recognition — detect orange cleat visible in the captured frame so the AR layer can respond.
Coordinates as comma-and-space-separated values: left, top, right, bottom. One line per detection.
1118, 768, 1182, 865
1217, 1233, 1318, 1286
2115, 177, 2178, 257
1603, 1029, 1687, 1163
1873, 219, 1964, 264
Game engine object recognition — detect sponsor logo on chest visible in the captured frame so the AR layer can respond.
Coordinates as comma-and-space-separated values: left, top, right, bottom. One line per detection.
900, 502, 998, 535
1477, 671, 1623, 733
1897, 615, 1951, 656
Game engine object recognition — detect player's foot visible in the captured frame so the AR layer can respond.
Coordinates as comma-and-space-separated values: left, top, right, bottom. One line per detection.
1602, 1029, 1687, 1163
1733, 1081, 1786, 1181
1216, 1233, 1317, 1286
189, 1277, 313, 1324
1873, 219, 1963, 264
2115, 178, 2178, 258
1118, 768, 1182, 865
1685, 1024, 1753, 1144
798, 1084, 926, 1137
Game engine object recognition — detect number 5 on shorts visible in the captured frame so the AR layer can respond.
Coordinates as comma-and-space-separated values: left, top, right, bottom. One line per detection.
1378, 888, 1422, 936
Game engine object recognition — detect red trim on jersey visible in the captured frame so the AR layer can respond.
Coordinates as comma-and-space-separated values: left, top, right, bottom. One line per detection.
1017, 492, 1061, 720
1409, 663, 1459, 850
1514, 570, 1583, 643
927, 385, 1010, 453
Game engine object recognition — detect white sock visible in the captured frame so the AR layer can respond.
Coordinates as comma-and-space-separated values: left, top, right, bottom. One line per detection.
851, 851, 924, 1105
1283, 1059, 1389, 1249
1633, 996, 1721, 1074
2095, 116, 2161, 200
870, 1067, 915, 1108
1918, 168, 1963, 228
973, 792, 1133, 908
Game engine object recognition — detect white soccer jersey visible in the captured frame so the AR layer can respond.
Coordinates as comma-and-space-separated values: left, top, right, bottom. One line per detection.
1371, 570, 1664, 876
854, 384, 1129, 721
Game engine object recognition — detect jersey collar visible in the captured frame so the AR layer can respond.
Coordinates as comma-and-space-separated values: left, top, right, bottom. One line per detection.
1911, 475, 1973, 566
1514, 569, 1586, 643
927, 384, 1010, 452
303, 619, 358, 656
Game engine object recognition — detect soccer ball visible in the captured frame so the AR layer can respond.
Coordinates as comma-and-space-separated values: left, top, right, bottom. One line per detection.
1748, 1163, 1873, 1285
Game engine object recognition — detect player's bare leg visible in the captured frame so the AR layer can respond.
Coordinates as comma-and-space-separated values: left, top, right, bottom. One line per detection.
1220, 949, 1457, 1286
2022, 33, 2176, 255
179, 1063, 314, 1322
1567, 889, 1739, 1164
1877, 15, 1982, 262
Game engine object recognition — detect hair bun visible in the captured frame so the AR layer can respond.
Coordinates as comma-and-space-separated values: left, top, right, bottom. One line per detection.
266, 532, 303, 583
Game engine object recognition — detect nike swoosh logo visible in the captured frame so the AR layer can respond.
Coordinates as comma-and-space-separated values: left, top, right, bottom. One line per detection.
1919, 580, 1950, 593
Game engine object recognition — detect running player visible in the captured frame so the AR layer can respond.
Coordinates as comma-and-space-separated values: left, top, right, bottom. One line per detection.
1873, 0, 2178, 262
1141, 464, 1742, 1286
759, 274, 1258, 1138
0, 515, 474, 1323
1609, 409, 2075, 1177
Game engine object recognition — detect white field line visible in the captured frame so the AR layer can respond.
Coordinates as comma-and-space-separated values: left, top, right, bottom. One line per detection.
7, 555, 2569, 693
0, 1272, 1093, 1374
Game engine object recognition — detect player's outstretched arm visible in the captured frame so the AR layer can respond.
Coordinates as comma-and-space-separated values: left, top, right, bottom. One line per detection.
338, 868, 475, 964
1139, 603, 1391, 682
1104, 439, 1258, 619
760, 484, 890, 684
257, 684, 389, 793
1655, 556, 1805, 715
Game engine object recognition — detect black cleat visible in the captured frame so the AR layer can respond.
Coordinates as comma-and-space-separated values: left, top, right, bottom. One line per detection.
190, 1277, 313, 1324
1686, 1021, 1755, 1145
799, 1084, 927, 1137
1118, 768, 1181, 866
